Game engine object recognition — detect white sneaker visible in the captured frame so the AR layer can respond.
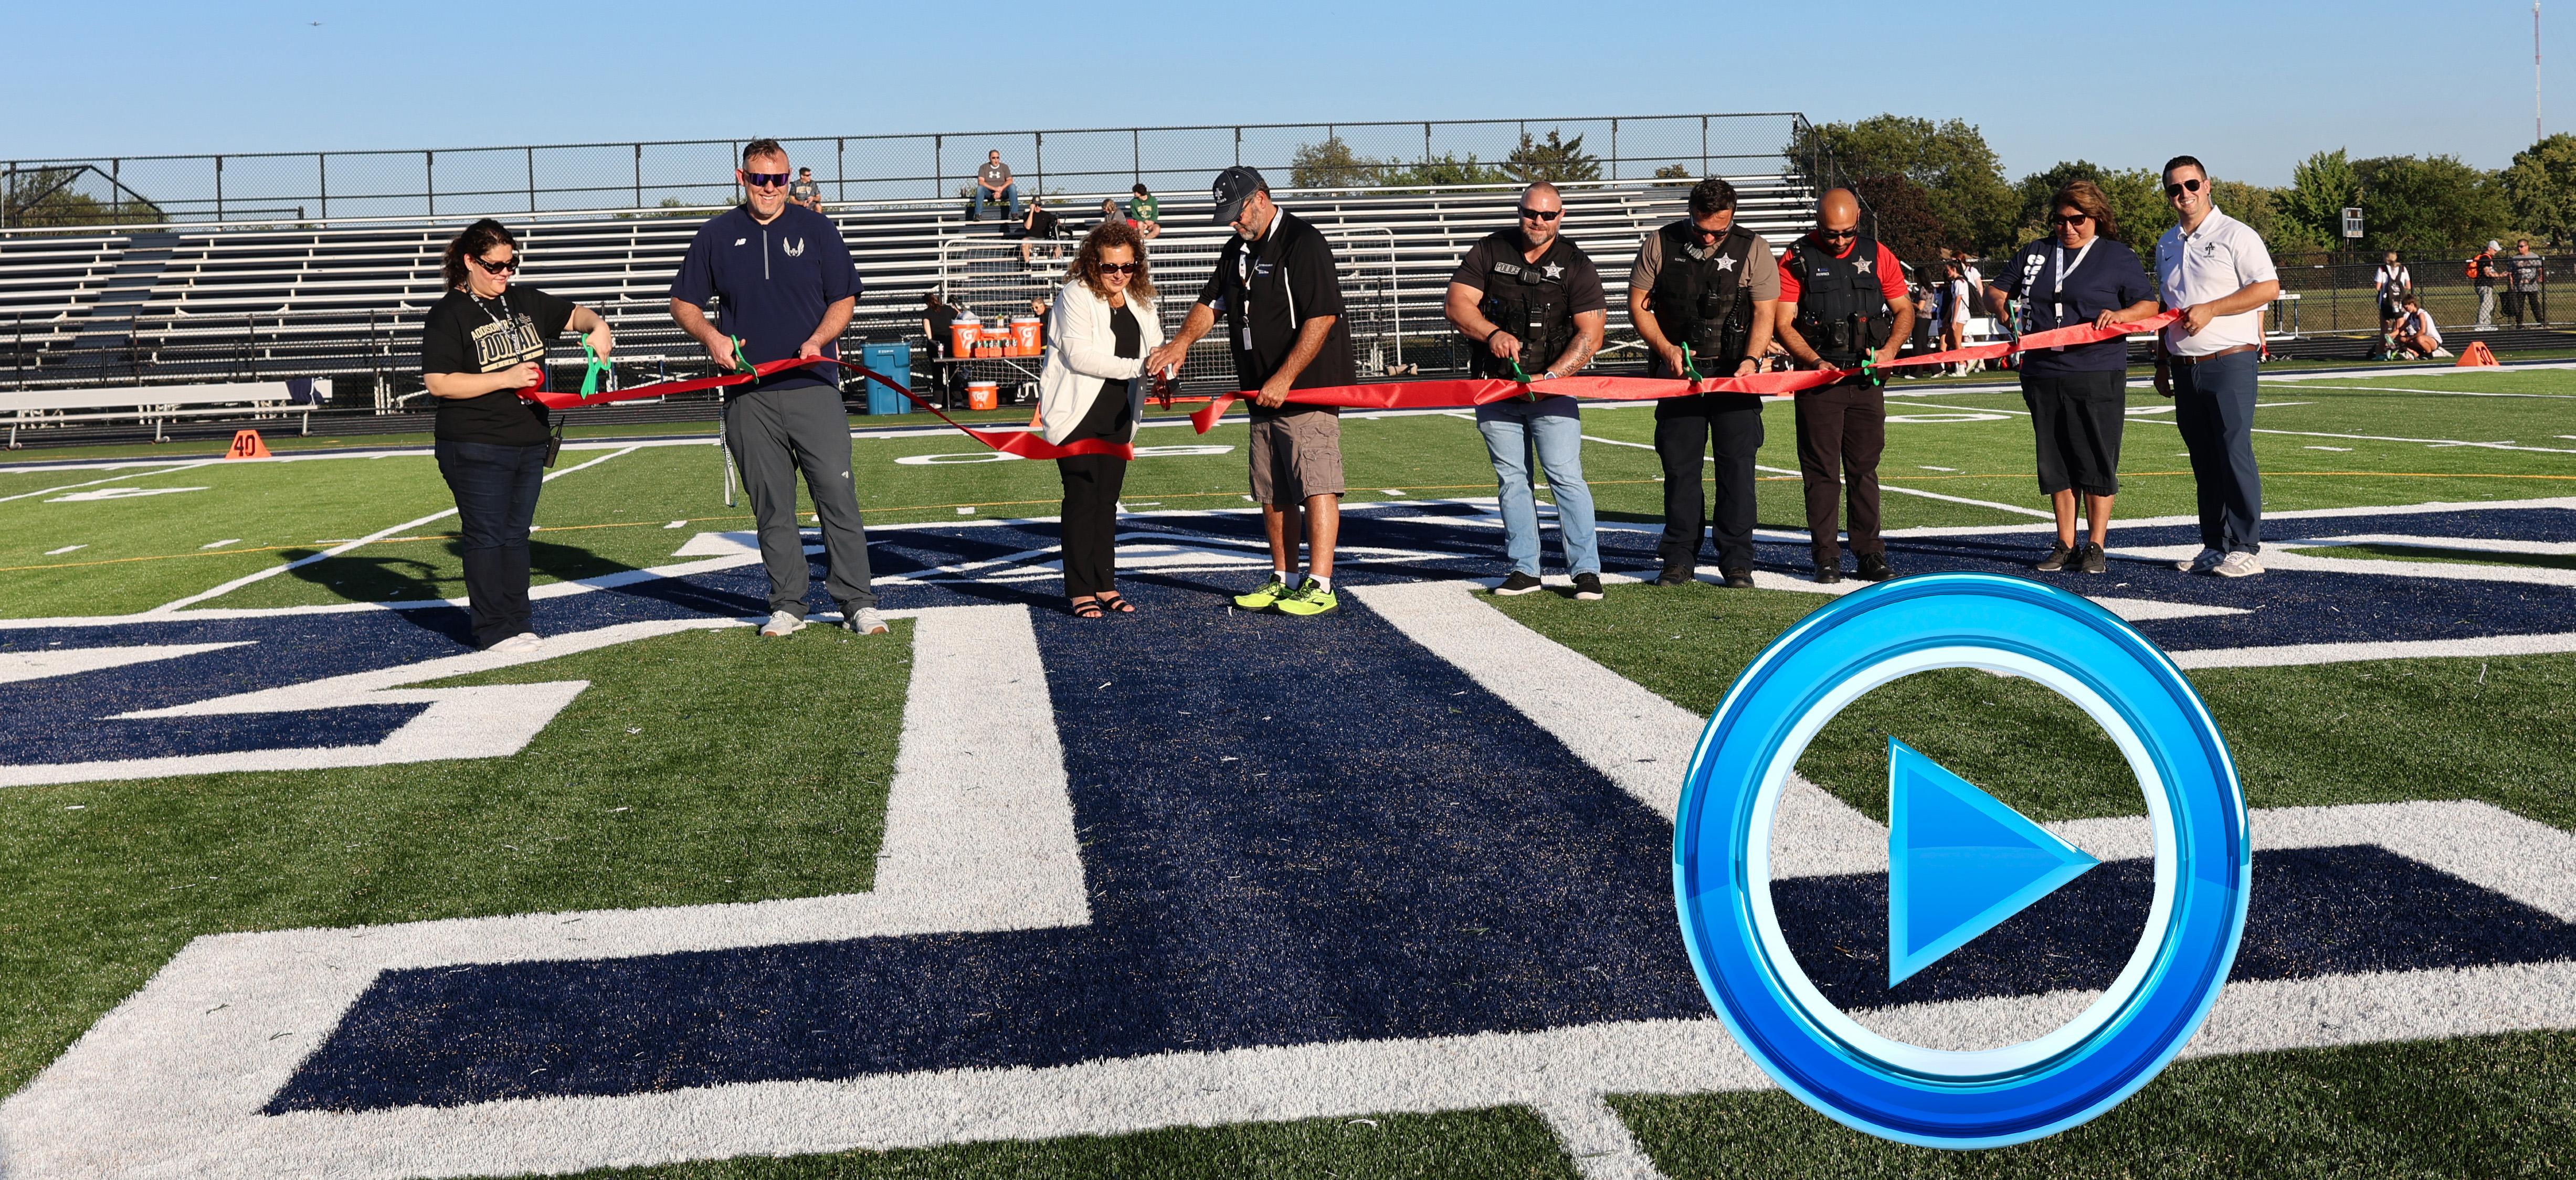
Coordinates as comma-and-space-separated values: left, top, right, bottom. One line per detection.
759, 610, 807, 636
2213, 551, 2265, 578
488, 632, 542, 654
2176, 547, 2225, 573
843, 607, 890, 635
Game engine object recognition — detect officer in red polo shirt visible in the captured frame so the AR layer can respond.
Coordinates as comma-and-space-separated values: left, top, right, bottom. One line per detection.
1772, 188, 1915, 584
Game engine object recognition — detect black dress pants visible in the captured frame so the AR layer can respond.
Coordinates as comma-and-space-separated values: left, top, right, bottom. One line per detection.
1654, 394, 1765, 573
1793, 379, 1887, 566
1056, 381, 1133, 598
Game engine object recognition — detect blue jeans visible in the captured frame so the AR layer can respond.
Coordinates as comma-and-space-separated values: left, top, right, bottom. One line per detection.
975, 183, 1019, 222
1475, 398, 1598, 577
2171, 350, 2263, 555
434, 438, 546, 647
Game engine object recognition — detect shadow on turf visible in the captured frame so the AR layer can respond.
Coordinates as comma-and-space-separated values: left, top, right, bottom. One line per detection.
276, 541, 727, 646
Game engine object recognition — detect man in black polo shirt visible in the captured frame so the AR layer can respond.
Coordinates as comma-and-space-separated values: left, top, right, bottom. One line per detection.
1146, 166, 1357, 618
669, 137, 884, 637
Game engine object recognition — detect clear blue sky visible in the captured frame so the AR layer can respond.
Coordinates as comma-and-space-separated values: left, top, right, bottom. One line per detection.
6, 0, 2561, 186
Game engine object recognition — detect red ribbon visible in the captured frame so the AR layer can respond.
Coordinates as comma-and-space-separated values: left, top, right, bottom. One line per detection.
522, 355, 1136, 461
1185, 311, 2180, 432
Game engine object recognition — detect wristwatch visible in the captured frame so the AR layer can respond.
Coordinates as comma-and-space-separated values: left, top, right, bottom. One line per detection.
1539, 369, 1559, 381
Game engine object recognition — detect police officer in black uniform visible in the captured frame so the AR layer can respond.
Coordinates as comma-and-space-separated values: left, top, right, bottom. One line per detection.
1632, 178, 1780, 588
1445, 182, 1611, 598
1772, 188, 1914, 583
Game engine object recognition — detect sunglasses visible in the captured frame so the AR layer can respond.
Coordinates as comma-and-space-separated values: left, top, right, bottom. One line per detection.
742, 171, 793, 189
1095, 261, 1141, 275
1818, 227, 1860, 240
1517, 207, 1562, 221
2164, 177, 2203, 198
2051, 211, 2092, 225
472, 256, 521, 275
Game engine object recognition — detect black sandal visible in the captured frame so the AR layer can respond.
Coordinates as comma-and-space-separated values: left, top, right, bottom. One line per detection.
1071, 597, 1105, 619
1093, 592, 1137, 613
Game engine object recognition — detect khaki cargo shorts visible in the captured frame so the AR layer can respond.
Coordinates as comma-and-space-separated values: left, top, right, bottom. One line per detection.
1247, 407, 1345, 505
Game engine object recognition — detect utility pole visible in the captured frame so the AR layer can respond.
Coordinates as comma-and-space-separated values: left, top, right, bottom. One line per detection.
2541, 2, 2547, 142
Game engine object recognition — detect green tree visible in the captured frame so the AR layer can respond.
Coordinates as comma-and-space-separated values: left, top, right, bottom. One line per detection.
2010, 161, 2170, 256
2502, 133, 2576, 246
1382, 153, 1511, 188
3, 166, 165, 228
2353, 155, 2511, 252
1851, 174, 1947, 263
1504, 130, 1601, 184
1289, 135, 1384, 189
1651, 163, 1695, 186
2211, 178, 2329, 255
2277, 149, 2361, 249
1790, 115, 2017, 253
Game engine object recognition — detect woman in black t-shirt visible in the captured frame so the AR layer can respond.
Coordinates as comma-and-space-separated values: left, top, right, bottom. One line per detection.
418, 217, 611, 652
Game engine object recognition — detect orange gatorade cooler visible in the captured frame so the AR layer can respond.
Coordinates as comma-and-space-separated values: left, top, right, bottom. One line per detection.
948, 313, 981, 357
967, 380, 1000, 411
1009, 316, 1042, 356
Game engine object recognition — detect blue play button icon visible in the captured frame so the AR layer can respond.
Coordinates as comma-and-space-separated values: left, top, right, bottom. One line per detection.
1886, 737, 2101, 986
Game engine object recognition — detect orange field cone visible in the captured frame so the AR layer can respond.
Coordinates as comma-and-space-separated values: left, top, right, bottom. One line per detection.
224, 429, 271, 459
2454, 341, 2501, 367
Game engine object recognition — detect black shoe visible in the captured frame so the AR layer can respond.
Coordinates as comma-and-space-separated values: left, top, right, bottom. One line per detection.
2077, 543, 2109, 575
1855, 554, 1894, 582
1652, 566, 1695, 587
2035, 541, 2076, 572
1813, 566, 1843, 585
1571, 572, 1604, 601
1720, 569, 1756, 589
1493, 571, 1545, 596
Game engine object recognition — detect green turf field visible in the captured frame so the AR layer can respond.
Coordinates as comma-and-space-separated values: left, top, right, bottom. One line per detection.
3, 360, 2572, 1178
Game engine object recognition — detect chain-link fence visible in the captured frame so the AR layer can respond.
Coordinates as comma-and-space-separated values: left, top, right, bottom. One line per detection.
5, 113, 1806, 231
2267, 250, 2566, 333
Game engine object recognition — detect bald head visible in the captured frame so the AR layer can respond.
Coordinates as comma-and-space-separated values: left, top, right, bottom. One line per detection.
1516, 182, 1565, 247
1818, 188, 1861, 232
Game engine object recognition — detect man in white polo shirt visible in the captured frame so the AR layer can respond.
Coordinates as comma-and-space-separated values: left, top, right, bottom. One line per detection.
2152, 155, 2281, 578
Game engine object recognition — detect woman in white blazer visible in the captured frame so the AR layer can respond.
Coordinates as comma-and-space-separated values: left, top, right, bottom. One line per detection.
1038, 220, 1166, 616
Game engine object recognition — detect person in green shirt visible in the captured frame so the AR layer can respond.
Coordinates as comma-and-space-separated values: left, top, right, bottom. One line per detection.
1126, 183, 1162, 240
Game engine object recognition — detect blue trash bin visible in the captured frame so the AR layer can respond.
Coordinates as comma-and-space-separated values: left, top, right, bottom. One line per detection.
859, 342, 913, 415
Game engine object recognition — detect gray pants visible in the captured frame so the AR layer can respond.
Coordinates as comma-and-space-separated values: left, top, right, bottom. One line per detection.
2171, 350, 2262, 556
724, 382, 876, 616
2477, 286, 2496, 329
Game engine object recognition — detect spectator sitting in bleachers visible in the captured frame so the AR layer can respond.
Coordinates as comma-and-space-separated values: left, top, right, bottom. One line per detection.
1019, 199, 1066, 266
2391, 293, 2447, 359
1128, 184, 1162, 239
975, 151, 1019, 222
1101, 198, 1132, 230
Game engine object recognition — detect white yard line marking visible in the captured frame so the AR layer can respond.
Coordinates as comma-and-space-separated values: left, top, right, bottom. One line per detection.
2109, 541, 2576, 590
2168, 630, 2576, 670
143, 445, 644, 615
1578, 432, 2055, 522
0, 642, 255, 686
2289, 385, 2576, 399
43, 544, 85, 555
0, 460, 223, 505
1538, 1093, 1671, 1180
199, 539, 243, 549
0, 604, 1086, 1178
2282, 534, 2576, 557
1886, 399, 2576, 453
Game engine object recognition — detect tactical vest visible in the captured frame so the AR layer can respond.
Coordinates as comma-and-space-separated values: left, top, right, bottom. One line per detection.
1788, 235, 1895, 367
1648, 220, 1756, 373
1474, 231, 1578, 379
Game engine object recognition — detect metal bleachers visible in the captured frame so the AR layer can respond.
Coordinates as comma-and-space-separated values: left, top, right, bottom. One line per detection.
0, 174, 1817, 401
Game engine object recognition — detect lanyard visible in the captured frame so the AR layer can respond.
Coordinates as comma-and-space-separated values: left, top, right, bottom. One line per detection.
2049, 238, 2097, 349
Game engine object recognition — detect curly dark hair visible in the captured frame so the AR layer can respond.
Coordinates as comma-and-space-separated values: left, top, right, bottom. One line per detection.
440, 218, 518, 290
1068, 219, 1155, 302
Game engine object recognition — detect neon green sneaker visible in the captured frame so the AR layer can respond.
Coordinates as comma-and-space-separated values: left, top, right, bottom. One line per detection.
1272, 578, 1340, 617
1233, 575, 1291, 611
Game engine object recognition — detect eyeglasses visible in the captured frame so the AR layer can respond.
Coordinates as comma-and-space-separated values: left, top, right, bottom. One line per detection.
2164, 177, 2204, 198
1517, 207, 1562, 221
1094, 261, 1141, 275
1818, 227, 1859, 241
472, 256, 521, 275
2051, 211, 2092, 226
742, 172, 792, 189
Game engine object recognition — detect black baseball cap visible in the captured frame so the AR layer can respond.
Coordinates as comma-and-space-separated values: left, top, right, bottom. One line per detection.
1211, 166, 1268, 224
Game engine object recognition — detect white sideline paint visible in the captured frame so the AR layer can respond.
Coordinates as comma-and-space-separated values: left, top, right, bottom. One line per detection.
0, 604, 1086, 1179
2170, 630, 2576, 670
0, 460, 221, 504
2113, 541, 2576, 590
0, 642, 252, 686
2283, 533, 2576, 557
143, 444, 645, 615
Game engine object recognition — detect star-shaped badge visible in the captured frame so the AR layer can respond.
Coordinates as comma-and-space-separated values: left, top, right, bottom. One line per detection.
1854, 258, 1874, 274
1543, 262, 1564, 279
1713, 255, 1737, 271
